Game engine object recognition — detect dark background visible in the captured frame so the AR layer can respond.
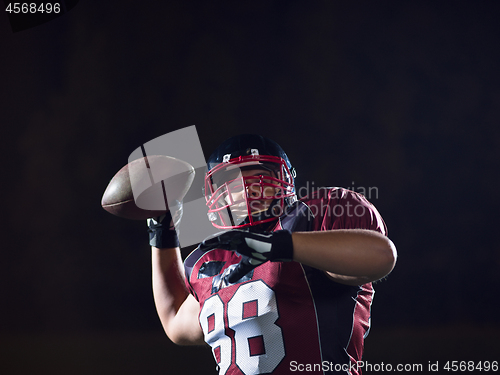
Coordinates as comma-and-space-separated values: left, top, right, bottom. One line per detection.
1, 1, 499, 374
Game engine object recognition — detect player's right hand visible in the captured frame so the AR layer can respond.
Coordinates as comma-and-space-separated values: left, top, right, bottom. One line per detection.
147, 200, 183, 248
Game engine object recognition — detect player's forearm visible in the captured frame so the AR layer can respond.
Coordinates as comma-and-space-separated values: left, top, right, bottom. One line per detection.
292, 229, 397, 281
151, 247, 189, 335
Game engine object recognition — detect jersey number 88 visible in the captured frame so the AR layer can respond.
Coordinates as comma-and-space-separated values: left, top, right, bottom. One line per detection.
200, 280, 286, 374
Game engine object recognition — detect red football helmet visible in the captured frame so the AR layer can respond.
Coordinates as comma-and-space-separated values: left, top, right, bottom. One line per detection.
205, 135, 296, 229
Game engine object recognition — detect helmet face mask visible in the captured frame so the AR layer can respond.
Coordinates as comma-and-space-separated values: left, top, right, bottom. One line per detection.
205, 146, 296, 229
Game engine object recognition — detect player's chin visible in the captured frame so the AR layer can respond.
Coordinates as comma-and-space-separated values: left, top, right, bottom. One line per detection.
250, 207, 269, 216
228, 208, 250, 223
249, 201, 273, 215
228, 201, 273, 223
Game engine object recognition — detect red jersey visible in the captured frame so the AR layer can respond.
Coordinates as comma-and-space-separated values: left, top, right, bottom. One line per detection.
184, 188, 387, 374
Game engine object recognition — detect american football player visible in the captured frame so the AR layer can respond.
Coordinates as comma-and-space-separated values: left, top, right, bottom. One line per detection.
148, 134, 397, 374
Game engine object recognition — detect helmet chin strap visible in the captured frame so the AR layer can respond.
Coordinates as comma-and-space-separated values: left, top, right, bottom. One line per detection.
240, 199, 280, 232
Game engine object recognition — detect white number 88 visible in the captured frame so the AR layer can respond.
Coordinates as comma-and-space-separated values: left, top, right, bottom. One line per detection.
200, 280, 285, 374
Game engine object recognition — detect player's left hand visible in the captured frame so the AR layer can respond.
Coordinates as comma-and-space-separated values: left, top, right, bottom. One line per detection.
199, 229, 294, 283
199, 229, 294, 264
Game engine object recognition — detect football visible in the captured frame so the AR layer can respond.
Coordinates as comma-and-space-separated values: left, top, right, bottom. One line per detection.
101, 155, 195, 220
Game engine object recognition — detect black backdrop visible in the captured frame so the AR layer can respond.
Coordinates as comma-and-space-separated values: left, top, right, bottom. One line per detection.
1, 1, 499, 374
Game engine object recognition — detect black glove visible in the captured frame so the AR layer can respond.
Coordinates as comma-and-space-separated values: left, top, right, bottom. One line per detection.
200, 229, 293, 283
147, 200, 182, 248
224, 254, 262, 284
199, 229, 294, 264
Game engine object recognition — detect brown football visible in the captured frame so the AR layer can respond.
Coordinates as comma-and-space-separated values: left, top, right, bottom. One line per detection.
101, 155, 195, 220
